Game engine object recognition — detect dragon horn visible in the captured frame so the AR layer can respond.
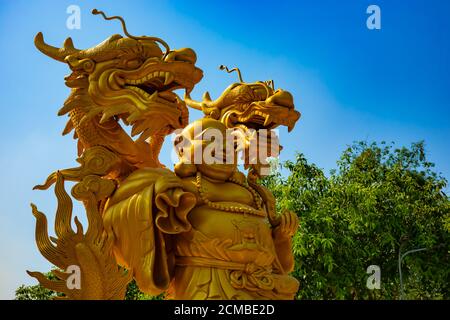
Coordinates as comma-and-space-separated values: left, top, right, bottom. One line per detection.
63, 37, 76, 51
184, 92, 207, 111
203, 91, 212, 101
184, 92, 221, 119
34, 32, 80, 62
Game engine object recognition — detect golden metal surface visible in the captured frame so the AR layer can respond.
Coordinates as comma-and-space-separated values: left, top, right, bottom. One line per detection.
29, 9, 301, 300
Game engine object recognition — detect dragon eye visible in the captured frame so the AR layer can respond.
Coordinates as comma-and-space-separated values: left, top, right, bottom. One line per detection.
125, 59, 142, 68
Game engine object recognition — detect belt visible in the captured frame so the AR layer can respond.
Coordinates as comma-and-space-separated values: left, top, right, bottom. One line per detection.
175, 256, 274, 291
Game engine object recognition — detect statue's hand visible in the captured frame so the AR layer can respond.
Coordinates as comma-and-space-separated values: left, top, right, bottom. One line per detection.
256, 129, 282, 158
232, 128, 282, 161
155, 173, 183, 194
273, 210, 299, 240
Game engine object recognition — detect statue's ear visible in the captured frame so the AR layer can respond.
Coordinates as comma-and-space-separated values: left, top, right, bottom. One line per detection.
65, 55, 95, 73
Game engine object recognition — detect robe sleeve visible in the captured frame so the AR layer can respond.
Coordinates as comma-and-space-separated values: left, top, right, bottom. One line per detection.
103, 168, 196, 295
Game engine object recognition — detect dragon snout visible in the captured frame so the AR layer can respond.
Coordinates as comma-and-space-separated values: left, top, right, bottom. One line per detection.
265, 90, 294, 109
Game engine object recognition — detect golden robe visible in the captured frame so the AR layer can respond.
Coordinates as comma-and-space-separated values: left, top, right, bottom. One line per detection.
103, 168, 299, 299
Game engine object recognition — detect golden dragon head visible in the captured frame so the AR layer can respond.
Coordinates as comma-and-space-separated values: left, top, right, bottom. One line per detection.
34, 9, 203, 141
184, 66, 300, 133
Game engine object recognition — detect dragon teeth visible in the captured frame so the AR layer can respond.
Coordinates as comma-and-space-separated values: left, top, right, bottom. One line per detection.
125, 85, 158, 101
164, 72, 174, 85
126, 71, 175, 85
148, 91, 158, 101
288, 123, 294, 132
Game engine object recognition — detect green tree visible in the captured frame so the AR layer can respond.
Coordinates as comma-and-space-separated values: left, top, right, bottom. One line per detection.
15, 272, 61, 300
124, 280, 164, 300
263, 141, 449, 299
15, 275, 160, 300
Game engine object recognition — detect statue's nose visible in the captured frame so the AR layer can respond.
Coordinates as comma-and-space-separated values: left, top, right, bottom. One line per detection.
266, 90, 294, 109
164, 48, 197, 64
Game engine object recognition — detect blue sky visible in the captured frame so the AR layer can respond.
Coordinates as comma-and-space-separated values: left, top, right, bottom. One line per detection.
0, 0, 449, 298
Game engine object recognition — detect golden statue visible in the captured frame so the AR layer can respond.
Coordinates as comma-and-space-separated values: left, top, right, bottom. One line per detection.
28, 9, 301, 300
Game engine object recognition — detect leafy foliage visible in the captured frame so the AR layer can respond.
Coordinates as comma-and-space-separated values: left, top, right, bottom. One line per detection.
15, 274, 162, 300
124, 280, 164, 300
262, 141, 449, 299
15, 272, 61, 300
